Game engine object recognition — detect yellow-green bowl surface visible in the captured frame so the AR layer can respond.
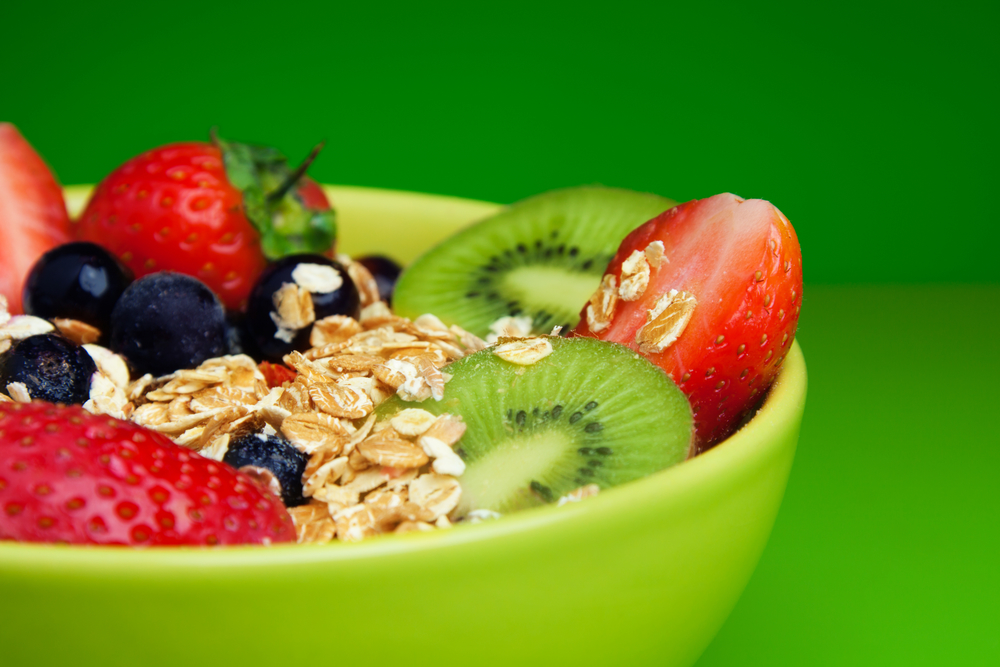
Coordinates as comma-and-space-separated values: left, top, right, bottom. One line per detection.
0, 186, 807, 667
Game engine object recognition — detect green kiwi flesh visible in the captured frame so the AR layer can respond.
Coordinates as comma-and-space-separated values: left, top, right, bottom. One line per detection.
375, 336, 693, 516
392, 187, 675, 338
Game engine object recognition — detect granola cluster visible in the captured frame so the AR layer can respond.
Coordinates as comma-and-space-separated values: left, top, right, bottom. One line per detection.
131, 305, 492, 543
0, 280, 494, 543
0, 262, 603, 544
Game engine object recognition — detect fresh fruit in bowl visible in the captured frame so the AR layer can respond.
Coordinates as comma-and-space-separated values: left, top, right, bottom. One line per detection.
574, 193, 803, 449
0, 127, 805, 666
393, 189, 802, 451
0, 183, 807, 667
1, 128, 802, 535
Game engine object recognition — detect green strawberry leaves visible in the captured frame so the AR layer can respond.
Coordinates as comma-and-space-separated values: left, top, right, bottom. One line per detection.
214, 133, 337, 259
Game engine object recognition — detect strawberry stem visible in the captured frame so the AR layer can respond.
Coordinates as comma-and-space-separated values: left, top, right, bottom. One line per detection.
267, 141, 326, 204
214, 132, 337, 260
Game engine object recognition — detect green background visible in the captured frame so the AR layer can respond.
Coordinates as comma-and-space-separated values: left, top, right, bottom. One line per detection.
2, 1, 998, 665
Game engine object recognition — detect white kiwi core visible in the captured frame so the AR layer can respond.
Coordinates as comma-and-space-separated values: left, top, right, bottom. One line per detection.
456, 428, 573, 513
500, 267, 599, 318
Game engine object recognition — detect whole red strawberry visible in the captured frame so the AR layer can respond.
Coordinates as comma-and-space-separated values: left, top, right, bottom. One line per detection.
0, 402, 295, 546
575, 193, 802, 451
73, 136, 336, 310
0, 123, 72, 314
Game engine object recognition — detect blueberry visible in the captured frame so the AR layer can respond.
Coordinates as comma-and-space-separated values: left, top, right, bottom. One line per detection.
109, 272, 228, 377
356, 255, 402, 305
225, 310, 250, 356
22, 242, 132, 337
0, 334, 97, 404
245, 255, 360, 362
223, 432, 308, 507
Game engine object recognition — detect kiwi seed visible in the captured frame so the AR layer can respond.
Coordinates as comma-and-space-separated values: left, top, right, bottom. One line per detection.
392, 187, 675, 338
375, 336, 693, 516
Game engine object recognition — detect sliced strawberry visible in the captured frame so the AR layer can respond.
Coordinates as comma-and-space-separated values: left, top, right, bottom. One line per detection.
574, 193, 802, 449
0, 124, 72, 314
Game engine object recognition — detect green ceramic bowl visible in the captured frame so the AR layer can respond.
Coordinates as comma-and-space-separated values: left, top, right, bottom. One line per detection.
0, 186, 807, 667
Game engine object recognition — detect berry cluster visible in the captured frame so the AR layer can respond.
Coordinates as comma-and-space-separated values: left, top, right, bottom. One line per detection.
0, 124, 404, 546
0, 122, 804, 549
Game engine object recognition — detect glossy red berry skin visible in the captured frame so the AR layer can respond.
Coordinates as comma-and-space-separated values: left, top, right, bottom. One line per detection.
73, 143, 265, 311
0, 402, 296, 546
73, 142, 332, 312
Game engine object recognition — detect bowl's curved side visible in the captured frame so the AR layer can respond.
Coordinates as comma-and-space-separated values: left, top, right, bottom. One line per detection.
1, 186, 807, 667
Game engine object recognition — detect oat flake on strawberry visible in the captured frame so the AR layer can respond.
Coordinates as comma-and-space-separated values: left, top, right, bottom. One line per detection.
575, 192, 803, 451
73, 133, 336, 311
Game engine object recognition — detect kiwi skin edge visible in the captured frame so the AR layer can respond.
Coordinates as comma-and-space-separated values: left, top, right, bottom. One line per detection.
376, 336, 693, 517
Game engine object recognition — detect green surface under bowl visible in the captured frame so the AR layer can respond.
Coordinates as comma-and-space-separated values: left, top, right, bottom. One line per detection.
0, 186, 807, 667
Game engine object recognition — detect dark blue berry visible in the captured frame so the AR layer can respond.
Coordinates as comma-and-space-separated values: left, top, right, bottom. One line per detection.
0, 334, 97, 404
225, 310, 250, 356
109, 272, 228, 377
245, 255, 360, 362
223, 432, 308, 507
356, 255, 402, 305
22, 242, 132, 337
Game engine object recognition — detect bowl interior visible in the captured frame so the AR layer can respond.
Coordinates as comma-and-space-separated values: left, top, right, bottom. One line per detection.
2, 185, 807, 667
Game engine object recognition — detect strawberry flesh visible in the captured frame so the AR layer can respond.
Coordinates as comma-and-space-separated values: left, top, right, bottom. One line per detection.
0, 124, 72, 314
258, 361, 297, 388
0, 402, 295, 546
574, 193, 802, 449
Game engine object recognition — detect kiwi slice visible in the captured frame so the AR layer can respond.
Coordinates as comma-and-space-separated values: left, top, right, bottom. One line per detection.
392, 187, 675, 338
376, 336, 692, 516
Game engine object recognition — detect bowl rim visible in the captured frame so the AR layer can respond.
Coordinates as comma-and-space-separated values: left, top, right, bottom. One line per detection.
0, 185, 807, 570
